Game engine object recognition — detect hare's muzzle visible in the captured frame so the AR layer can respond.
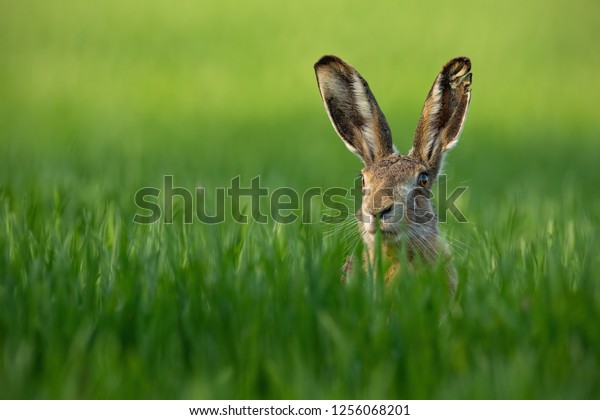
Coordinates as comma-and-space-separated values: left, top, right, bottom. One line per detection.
361, 202, 404, 239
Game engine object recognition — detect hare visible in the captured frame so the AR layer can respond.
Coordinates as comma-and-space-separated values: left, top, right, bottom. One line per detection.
314, 55, 472, 294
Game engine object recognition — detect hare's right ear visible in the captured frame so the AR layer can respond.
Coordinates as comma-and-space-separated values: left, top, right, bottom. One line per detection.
314, 55, 395, 166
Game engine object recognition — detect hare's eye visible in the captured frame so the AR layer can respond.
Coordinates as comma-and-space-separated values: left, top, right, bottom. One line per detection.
361, 174, 365, 188
418, 172, 429, 188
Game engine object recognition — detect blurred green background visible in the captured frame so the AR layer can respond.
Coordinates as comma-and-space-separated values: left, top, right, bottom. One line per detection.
2, 0, 598, 191
1, 0, 599, 398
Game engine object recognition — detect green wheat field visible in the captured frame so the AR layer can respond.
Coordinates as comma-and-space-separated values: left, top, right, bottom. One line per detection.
1, 0, 599, 398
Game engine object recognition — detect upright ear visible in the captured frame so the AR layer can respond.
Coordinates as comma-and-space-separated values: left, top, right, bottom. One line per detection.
410, 57, 472, 179
314, 55, 396, 166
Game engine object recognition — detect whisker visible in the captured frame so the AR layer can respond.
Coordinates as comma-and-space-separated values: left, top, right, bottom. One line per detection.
344, 234, 361, 258
322, 217, 356, 239
425, 230, 469, 258
411, 223, 471, 254
442, 234, 470, 252
408, 228, 438, 261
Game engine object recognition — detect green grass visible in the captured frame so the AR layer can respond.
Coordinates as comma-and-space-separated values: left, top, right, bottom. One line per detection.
1, 0, 600, 399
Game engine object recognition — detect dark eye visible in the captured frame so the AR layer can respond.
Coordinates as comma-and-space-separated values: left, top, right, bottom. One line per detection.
361, 174, 365, 188
418, 172, 429, 188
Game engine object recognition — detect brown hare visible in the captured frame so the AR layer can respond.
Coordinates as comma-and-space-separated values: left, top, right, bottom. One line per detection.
314, 55, 472, 294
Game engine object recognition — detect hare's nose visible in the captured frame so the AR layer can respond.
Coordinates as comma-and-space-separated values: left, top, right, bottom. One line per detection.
375, 204, 394, 220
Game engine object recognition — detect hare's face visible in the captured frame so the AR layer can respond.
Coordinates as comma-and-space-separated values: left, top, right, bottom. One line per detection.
359, 155, 435, 244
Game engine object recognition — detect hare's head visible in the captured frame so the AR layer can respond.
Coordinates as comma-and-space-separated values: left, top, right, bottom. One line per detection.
314, 55, 472, 250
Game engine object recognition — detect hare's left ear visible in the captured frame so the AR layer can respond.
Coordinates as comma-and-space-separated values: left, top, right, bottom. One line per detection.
410, 57, 472, 179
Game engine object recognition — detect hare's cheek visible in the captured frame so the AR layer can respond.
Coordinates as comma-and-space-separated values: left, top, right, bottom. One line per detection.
408, 195, 435, 225
357, 204, 371, 225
